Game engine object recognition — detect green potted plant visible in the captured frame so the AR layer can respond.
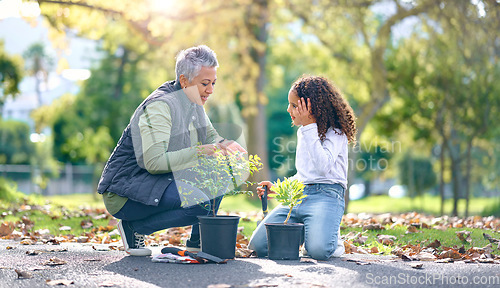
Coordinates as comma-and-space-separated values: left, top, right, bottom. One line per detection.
179, 146, 262, 259
265, 177, 307, 260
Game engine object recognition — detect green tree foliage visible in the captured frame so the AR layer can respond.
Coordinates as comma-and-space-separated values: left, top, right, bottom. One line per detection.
24, 0, 500, 214
384, 1, 500, 215
33, 48, 148, 164
0, 177, 23, 202
0, 41, 23, 114
0, 120, 34, 164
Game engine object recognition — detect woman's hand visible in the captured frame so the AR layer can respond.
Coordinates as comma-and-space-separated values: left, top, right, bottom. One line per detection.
256, 181, 274, 199
219, 140, 247, 154
197, 144, 220, 156
296, 97, 316, 126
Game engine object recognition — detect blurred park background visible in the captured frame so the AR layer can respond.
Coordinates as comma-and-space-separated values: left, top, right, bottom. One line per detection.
0, 0, 499, 218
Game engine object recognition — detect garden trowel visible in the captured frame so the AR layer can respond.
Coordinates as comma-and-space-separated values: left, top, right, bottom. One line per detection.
161, 247, 226, 264
257, 185, 268, 226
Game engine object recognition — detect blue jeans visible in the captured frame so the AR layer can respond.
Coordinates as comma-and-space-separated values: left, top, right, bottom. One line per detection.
112, 181, 221, 235
248, 183, 345, 260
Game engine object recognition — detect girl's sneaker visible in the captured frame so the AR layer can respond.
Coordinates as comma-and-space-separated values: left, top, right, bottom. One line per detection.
332, 240, 345, 257
117, 220, 152, 256
300, 240, 345, 258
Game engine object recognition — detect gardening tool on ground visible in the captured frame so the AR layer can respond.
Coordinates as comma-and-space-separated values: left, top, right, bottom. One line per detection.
257, 185, 268, 226
160, 247, 226, 264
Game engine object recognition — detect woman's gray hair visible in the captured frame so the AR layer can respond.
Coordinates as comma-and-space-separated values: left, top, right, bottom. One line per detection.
175, 45, 219, 82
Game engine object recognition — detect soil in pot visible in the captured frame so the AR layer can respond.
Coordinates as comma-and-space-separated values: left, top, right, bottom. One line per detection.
197, 215, 240, 259
265, 223, 304, 260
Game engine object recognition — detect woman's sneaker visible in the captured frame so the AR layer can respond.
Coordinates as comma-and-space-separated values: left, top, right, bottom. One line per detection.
117, 220, 152, 256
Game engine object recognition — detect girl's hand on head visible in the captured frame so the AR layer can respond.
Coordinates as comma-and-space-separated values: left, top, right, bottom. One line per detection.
256, 181, 274, 199
296, 97, 316, 126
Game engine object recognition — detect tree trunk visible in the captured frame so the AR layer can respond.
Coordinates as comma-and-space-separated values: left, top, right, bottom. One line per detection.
464, 139, 473, 217
363, 178, 371, 197
450, 153, 462, 217
114, 46, 128, 100
244, 0, 270, 182
439, 143, 446, 216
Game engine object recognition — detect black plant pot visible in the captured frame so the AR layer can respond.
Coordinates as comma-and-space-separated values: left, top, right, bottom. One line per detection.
197, 215, 240, 259
265, 223, 304, 260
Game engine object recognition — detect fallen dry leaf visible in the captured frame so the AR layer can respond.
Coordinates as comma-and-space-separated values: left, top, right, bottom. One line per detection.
44, 257, 67, 266
15, 269, 33, 279
406, 225, 418, 233
415, 252, 436, 261
45, 247, 68, 253
410, 263, 424, 269
99, 281, 122, 287
402, 254, 418, 261
46, 279, 74, 286
235, 248, 255, 258
30, 266, 49, 271
20, 239, 36, 245
26, 250, 42, 255
483, 233, 500, 244
426, 239, 441, 249
377, 234, 396, 246
435, 258, 453, 263
92, 245, 111, 251
439, 249, 462, 260
477, 258, 495, 264
80, 220, 94, 229
362, 224, 384, 231
456, 230, 472, 243
346, 259, 371, 265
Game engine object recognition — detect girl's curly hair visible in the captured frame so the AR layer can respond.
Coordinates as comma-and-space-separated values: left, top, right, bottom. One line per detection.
292, 75, 357, 144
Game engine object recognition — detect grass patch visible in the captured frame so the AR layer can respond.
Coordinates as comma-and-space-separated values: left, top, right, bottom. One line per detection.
0, 193, 110, 238
1, 208, 110, 237
3, 192, 498, 245
342, 225, 500, 255
348, 195, 495, 216
46, 193, 104, 209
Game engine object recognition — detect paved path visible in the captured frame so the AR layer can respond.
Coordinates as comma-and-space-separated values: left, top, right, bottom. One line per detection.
1, 240, 499, 288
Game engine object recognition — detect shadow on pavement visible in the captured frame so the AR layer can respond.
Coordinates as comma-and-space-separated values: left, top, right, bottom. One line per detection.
104, 256, 280, 288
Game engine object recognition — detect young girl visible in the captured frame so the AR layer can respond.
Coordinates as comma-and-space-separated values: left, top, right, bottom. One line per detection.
248, 75, 357, 260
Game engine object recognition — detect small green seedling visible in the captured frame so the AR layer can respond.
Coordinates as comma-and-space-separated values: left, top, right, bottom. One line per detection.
270, 177, 307, 224
180, 145, 263, 217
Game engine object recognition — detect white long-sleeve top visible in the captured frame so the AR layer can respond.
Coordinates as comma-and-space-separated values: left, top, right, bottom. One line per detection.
291, 123, 348, 188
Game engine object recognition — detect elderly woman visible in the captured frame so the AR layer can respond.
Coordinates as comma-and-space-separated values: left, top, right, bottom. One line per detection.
97, 45, 244, 256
